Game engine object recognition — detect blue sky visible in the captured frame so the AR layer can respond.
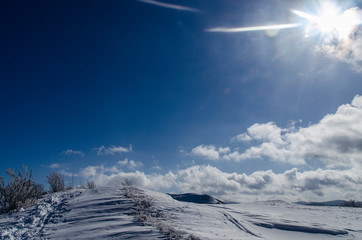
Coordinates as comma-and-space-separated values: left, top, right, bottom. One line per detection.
1, 0, 362, 201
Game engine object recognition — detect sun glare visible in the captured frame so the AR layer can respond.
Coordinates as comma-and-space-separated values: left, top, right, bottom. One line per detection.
293, 2, 361, 39
206, 1, 361, 42
316, 3, 341, 33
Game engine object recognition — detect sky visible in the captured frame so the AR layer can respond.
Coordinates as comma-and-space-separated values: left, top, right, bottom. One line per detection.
1, 0, 362, 202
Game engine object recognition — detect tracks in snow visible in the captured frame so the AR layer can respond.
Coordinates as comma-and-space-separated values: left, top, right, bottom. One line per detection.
213, 204, 349, 238
221, 212, 261, 238
0, 187, 166, 240
0, 190, 76, 239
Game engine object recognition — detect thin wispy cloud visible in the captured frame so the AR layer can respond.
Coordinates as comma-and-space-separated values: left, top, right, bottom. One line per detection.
62, 149, 85, 157
60, 169, 77, 177
50, 163, 60, 169
206, 23, 301, 33
138, 0, 200, 13
96, 144, 132, 156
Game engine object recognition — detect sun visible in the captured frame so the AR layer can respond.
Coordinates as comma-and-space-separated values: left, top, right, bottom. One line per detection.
292, 2, 361, 39
315, 3, 341, 34
206, 1, 361, 40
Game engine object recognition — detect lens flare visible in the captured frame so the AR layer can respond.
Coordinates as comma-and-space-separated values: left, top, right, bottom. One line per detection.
205, 23, 301, 33
292, 3, 361, 39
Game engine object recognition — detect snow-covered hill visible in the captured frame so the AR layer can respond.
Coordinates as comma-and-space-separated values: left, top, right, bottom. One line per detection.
1, 186, 361, 240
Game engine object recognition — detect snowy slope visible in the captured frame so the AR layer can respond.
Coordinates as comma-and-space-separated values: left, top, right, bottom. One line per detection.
146, 190, 362, 240
0, 187, 165, 239
1, 186, 361, 240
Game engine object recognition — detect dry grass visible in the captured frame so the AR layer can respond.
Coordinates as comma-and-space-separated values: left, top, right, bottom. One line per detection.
122, 183, 199, 240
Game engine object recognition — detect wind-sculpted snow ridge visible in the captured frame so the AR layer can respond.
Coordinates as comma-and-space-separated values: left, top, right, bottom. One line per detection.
1, 187, 361, 240
122, 186, 200, 240
0, 187, 166, 239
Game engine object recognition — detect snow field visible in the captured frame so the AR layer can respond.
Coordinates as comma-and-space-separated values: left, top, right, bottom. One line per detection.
144, 189, 362, 240
1, 186, 361, 240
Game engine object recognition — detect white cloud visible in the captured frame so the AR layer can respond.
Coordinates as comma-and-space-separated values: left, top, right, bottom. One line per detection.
177, 165, 362, 201
191, 145, 219, 160
233, 133, 252, 142
96, 144, 132, 156
50, 163, 60, 169
224, 142, 293, 163
77, 163, 362, 202
218, 146, 231, 154
62, 149, 85, 157
234, 122, 285, 145
198, 95, 362, 168
80, 163, 176, 191
151, 165, 162, 171
81, 166, 99, 178
59, 169, 76, 177
191, 145, 230, 160
118, 158, 143, 169
352, 94, 362, 107
284, 95, 362, 167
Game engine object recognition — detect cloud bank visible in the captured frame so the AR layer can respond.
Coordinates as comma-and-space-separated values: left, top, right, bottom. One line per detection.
78, 163, 362, 202
192, 95, 362, 168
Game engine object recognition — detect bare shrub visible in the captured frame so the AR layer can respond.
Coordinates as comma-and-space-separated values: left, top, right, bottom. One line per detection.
342, 200, 362, 208
86, 180, 96, 189
122, 177, 133, 187
47, 172, 64, 193
122, 185, 200, 240
0, 165, 44, 213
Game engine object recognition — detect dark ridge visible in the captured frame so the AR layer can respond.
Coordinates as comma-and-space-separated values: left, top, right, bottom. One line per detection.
295, 200, 362, 208
253, 222, 348, 236
168, 193, 224, 204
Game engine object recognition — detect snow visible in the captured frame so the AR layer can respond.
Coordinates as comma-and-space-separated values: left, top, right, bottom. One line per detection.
0, 187, 163, 239
1, 186, 361, 240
